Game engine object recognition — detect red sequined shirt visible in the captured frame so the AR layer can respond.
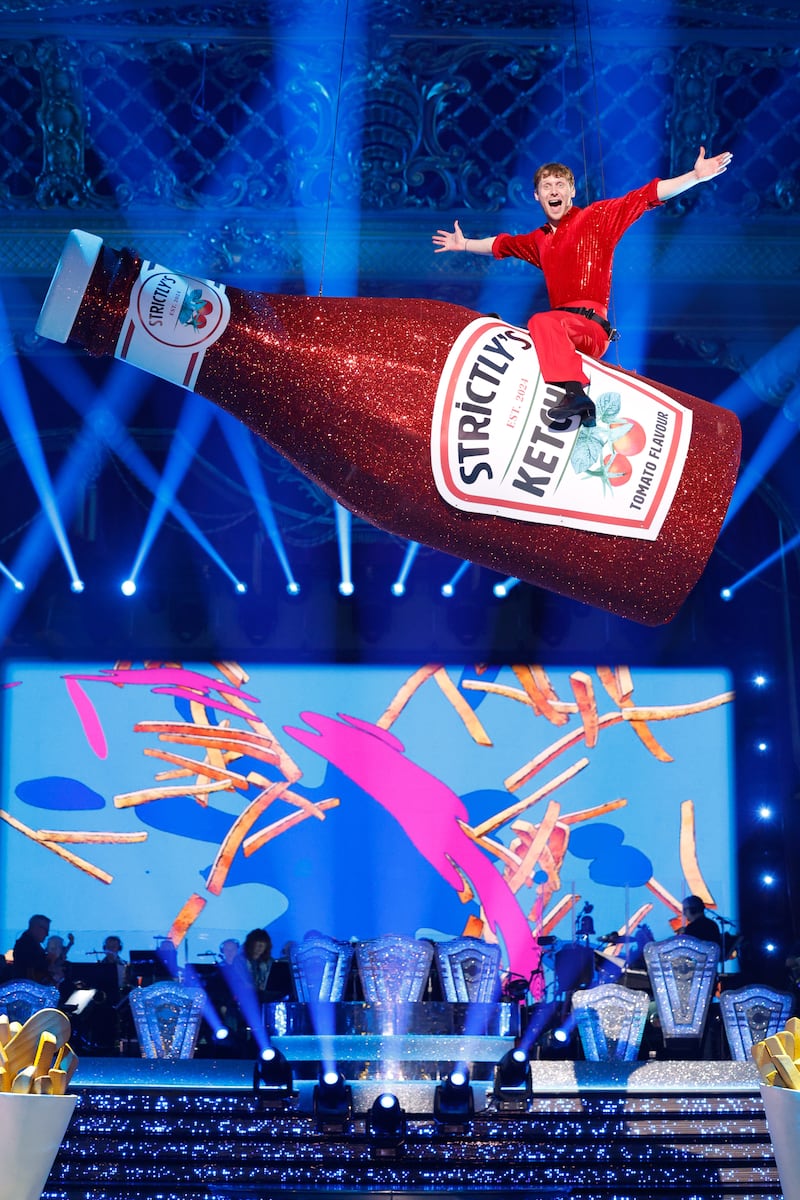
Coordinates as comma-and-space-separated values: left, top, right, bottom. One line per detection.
491, 179, 662, 316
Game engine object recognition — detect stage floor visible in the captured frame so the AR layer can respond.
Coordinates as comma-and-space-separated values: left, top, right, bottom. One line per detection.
73, 1056, 764, 1112
43, 1058, 780, 1199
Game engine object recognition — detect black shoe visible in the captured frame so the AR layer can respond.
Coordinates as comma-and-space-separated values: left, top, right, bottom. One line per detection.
550, 383, 596, 426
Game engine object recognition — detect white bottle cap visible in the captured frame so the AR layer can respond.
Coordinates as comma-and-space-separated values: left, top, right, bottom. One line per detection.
35, 229, 104, 344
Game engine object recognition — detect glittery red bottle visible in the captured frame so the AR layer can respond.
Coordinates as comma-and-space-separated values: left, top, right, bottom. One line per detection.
36, 230, 740, 624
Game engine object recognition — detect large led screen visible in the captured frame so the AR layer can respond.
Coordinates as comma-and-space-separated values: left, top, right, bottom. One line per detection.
0, 660, 735, 994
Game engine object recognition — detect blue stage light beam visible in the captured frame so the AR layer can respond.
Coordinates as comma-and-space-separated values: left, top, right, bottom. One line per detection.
272, 5, 365, 298
216, 410, 299, 593
0, 297, 84, 589
32, 355, 246, 592
180, 962, 230, 1044
720, 522, 800, 602
0, 561, 25, 591
722, 405, 798, 529
707, 326, 800, 422
0, 358, 148, 642
335, 502, 353, 596
441, 560, 471, 598
710, 375, 764, 422
493, 576, 521, 599
126, 391, 215, 589
391, 542, 419, 597
220, 968, 270, 1057
740, 325, 800, 417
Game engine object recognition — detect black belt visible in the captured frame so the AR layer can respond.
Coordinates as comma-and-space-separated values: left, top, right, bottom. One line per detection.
555, 306, 620, 342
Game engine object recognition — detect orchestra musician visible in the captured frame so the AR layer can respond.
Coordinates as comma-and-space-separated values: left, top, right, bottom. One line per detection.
680, 896, 723, 946
101, 935, 129, 991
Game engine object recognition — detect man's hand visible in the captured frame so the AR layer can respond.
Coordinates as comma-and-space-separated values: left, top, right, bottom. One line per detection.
693, 145, 733, 181
432, 219, 466, 253
657, 147, 733, 201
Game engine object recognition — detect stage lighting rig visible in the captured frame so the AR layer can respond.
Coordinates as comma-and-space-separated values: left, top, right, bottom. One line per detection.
367, 1092, 407, 1155
312, 1068, 353, 1133
253, 1046, 297, 1110
433, 1068, 474, 1130
490, 1047, 532, 1112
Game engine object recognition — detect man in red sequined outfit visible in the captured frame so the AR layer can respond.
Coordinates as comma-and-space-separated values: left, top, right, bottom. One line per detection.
433, 146, 732, 424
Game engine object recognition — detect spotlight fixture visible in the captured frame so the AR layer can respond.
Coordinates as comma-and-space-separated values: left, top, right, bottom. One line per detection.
338, 580, 354, 597
234, 580, 248, 594
720, 587, 733, 601
493, 576, 520, 599
70, 579, 85, 594
286, 580, 301, 596
121, 579, 136, 596
312, 1068, 353, 1133
491, 1047, 532, 1112
213, 1026, 230, 1042
367, 1092, 406, 1154
433, 1067, 474, 1129
253, 1046, 296, 1109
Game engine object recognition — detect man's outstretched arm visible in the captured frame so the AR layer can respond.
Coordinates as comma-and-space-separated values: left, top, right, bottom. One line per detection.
432, 219, 497, 255
657, 146, 733, 201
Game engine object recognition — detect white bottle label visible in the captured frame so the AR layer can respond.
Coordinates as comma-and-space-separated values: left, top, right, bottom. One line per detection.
115, 261, 231, 390
431, 317, 692, 541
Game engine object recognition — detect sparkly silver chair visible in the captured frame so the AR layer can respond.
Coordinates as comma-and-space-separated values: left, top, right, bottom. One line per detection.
643, 935, 720, 1044
355, 934, 434, 1004
128, 981, 206, 1058
434, 937, 502, 1004
288, 932, 354, 1003
571, 983, 650, 1062
718, 984, 793, 1061
0, 980, 60, 1023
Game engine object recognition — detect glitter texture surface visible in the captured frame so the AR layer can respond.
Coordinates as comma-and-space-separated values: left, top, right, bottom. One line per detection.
59, 237, 742, 625
42, 1061, 779, 1200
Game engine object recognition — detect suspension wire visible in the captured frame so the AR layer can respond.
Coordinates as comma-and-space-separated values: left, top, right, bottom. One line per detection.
319, 0, 352, 297
571, 0, 623, 363
570, 0, 591, 206
584, 0, 607, 202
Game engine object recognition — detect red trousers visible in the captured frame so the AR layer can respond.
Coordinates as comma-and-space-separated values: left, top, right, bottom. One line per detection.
527, 309, 609, 388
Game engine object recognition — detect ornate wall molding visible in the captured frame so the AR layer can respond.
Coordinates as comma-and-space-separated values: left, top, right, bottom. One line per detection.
0, 31, 797, 219
0, 11, 796, 373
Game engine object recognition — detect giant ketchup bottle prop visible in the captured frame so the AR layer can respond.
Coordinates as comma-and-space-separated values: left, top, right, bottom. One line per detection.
36, 230, 740, 624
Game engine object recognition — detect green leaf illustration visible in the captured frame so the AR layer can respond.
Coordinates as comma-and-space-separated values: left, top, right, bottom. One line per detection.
595, 391, 622, 422
570, 429, 604, 474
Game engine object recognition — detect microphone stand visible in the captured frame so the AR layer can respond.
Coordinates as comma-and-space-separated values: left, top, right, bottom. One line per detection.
712, 913, 739, 977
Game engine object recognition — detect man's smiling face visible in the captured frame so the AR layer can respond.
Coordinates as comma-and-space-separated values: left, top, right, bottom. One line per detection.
535, 172, 576, 227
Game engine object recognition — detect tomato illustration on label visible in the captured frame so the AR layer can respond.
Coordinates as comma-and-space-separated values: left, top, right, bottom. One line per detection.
602, 450, 633, 487
564, 394, 651, 496
609, 418, 646, 456
180, 288, 215, 331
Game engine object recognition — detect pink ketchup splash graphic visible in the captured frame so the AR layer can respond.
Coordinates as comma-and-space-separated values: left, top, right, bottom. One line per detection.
284, 710, 542, 994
